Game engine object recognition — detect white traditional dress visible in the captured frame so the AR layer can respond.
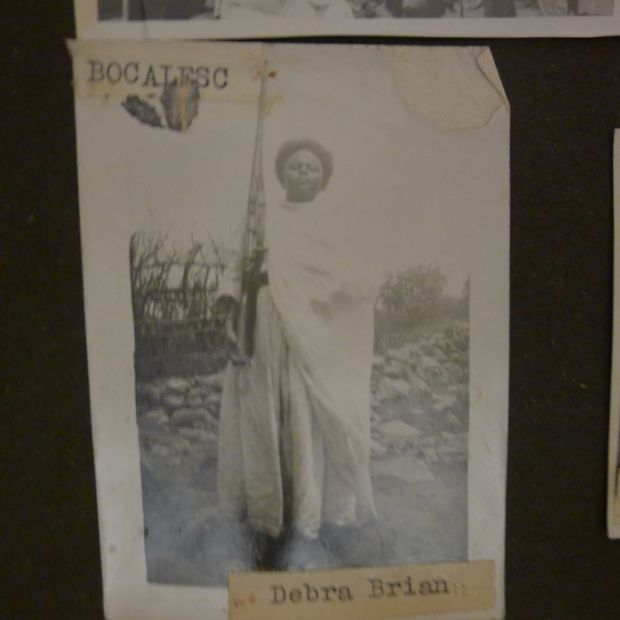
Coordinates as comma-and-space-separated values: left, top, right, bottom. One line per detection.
217, 197, 377, 538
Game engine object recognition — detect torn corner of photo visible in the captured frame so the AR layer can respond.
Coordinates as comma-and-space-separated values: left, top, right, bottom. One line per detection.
387, 46, 508, 132
71, 40, 509, 620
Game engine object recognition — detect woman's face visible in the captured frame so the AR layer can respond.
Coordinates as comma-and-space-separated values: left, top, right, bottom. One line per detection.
283, 149, 324, 203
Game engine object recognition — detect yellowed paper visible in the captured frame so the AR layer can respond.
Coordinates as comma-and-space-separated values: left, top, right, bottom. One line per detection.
71, 40, 509, 620
229, 561, 495, 620
388, 47, 505, 131
69, 40, 264, 104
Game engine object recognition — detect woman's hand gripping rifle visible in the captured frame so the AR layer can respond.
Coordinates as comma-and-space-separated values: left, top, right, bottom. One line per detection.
230, 245, 266, 365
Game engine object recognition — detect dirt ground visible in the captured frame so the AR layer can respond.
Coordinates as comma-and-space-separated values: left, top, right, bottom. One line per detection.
137, 318, 469, 586
140, 446, 466, 587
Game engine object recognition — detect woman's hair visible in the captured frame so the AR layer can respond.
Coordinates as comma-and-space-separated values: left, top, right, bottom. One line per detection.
275, 139, 333, 189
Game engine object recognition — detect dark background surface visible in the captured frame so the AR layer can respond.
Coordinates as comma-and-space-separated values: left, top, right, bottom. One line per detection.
2, 1, 620, 618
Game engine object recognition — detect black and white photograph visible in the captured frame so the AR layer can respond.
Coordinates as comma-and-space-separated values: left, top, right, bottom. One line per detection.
74, 0, 618, 39
97, 0, 611, 20
71, 41, 509, 620
131, 212, 471, 585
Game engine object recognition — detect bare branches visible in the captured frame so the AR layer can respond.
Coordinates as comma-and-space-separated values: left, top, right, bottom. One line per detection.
129, 231, 228, 324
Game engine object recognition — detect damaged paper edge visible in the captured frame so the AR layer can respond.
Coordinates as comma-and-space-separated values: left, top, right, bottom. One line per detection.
475, 48, 508, 104
388, 46, 507, 132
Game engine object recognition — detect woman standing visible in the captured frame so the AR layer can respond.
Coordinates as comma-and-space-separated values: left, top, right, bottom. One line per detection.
215, 140, 379, 571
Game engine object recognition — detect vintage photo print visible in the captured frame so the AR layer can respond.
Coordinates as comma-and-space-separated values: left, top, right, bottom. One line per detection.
74, 0, 616, 38
71, 40, 509, 620
608, 130, 620, 538
97, 0, 611, 18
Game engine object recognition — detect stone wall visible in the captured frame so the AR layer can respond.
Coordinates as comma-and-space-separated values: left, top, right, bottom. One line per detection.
135, 319, 469, 479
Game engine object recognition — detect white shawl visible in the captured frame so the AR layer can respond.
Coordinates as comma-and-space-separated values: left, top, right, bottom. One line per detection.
267, 199, 377, 519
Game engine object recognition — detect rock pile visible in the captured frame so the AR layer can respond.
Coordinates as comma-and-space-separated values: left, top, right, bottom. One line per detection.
369, 320, 469, 467
136, 319, 469, 476
136, 371, 225, 467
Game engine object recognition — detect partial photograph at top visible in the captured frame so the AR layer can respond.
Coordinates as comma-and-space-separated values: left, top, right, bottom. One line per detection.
97, 0, 612, 20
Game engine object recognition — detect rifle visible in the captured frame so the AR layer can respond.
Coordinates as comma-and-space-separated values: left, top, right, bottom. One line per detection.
235, 63, 269, 361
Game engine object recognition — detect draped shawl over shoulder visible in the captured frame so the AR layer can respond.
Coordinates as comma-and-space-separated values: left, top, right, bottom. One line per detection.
266, 198, 377, 520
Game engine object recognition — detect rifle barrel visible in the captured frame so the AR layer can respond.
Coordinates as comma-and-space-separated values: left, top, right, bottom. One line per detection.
236, 62, 269, 358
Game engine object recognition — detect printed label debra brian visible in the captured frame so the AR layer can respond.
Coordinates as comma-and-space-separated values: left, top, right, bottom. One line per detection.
229, 561, 495, 620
